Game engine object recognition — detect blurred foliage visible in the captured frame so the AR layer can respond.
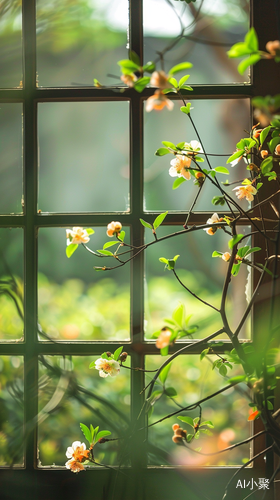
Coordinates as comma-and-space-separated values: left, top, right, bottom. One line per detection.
0, 356, 24, 466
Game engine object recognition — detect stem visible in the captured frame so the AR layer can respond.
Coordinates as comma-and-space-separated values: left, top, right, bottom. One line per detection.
172, 269, 220, 312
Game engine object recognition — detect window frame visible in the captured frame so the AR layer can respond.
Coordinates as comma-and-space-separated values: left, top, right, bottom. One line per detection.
0, 0, 279, 499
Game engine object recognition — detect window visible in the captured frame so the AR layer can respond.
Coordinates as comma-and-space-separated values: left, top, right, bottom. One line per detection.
1, 1, 280, 499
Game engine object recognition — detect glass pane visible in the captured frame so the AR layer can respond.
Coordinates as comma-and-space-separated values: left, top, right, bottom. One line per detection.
0, 2, 22, 88
38, 227, 130, 341
38, 102, 130, 213
0, 103, 23, 214
144, 99, 250, 212
144, 0, 249, 84
0, 229, 24, 341
36, 0, 128, 87
38, 355, 130, 467
146, 355, 250, 466
145, 226, 250, 340
0, 356, 24, 466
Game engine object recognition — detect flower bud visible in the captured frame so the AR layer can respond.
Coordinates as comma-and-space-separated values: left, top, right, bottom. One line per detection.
266, 40, 280, 56
172, 435, 183, 443
275, 144, 280, 155
106, 351, 112, 358
253, 129, 262, 139
248, 163, 259, 173
119, 352, 128, 363
172, 424, 180, 431
260, 150, 269, 159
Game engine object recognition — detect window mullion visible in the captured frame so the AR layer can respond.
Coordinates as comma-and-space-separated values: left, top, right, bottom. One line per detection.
22, 0, 38, 473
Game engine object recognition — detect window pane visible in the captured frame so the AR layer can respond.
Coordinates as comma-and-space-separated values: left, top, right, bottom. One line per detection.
0, 103, 23, 214
38, 355, 130, 466
38, 227, 130, 341
145, 226, 250, 340
38, 102, 130, 213
0, 229, 24, 341
146, 355, 250, 466
144, 99, 250, 212
144, 0, 249, 84
36, 0, 128, 87
0, 2, 22, 88
0, 356, 24, 466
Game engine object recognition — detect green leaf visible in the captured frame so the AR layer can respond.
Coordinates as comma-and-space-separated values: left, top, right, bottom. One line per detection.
200, 421, 214, 428
257, 182, 263, 190
227, 42, 251, 58
140, 219, 153, 229
86, 228, 95, 235
260, 156, 273, 174
212, 251, 223, 258
260, 126, 272, 145
176, 142, 185, 149
117, 59, 139, 71
159, 363, 172, 384
231, 263, 241, 276
180, 85, 193, 91
153, 211, 168, 229
129, 50, 140, 66
268, 136, 280, 154
268, 172, 277, 181
237, 246, 250, 258
162, 141, 177, 149
245, 27, 259, 52
200, 348, 210, 360
142, 61, 156, 73
80, 423, 92, 445
162, 88, 175, 94
134, 76, 151, 93
159, 257, 169, 264
149, 390, 163, 406
214, 166, 229, 175
219, 364, 227, 377
178, 75, 190, 87
165, 387, 177, 397
90, 424, 95, 440
169, 62, 193, 74
97, 249, 114, 256
187, 434, 193, 443
263, 400, 273, 410
168, 77, 178, 88
228, 234, 243, 249
238, 54, 261, 75
66, 243, 78, 258
180, 103, 191, 114
118, 230, 125, 242
226, 149, 244, 164
228, 375, 247, 384
178, 416, 194, 427
155, 147, 171, 156
243, 246, 261, 257
172, 303, 184, 327
113, 346, 123, 361
103, 241, 119, 249
96, 430, 111, 441
173, 177, 187, 190
212, 196, 225, 206
89, 361, 96, 369
160, 346, 169, 356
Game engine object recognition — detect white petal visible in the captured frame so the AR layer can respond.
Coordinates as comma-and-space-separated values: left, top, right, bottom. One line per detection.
66, 447, 74, 458
71, 441, 83, 451
99, 370, 108, 378
169, 166, 179, 177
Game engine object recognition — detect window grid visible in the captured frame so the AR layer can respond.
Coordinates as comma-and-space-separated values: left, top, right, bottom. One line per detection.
0, 0, 279, 498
